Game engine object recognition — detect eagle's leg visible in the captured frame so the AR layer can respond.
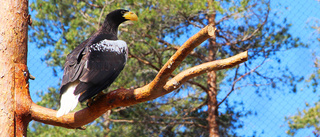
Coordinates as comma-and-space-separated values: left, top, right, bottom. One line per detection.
86, 92, 106, 107
86, 99, 93, 107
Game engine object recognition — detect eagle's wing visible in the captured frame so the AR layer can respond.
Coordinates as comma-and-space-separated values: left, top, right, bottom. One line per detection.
60, 38, 89, 93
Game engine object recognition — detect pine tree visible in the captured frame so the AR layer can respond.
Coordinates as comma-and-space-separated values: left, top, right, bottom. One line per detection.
28, 0, 304, 136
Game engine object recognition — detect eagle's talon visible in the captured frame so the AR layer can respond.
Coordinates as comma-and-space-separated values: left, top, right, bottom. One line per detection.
86, 98, 93, 107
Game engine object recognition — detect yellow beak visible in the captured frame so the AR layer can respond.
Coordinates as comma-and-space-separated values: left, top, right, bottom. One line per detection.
123, 11, 138, 21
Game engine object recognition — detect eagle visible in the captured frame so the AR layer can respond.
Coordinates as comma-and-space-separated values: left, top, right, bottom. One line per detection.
56, 9, 138, 117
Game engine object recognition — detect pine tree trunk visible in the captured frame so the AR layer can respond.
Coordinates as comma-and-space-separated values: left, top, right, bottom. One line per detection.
206, 1, 219, 136
206, 36, 219, 136
0, 0, 30, 136
207, 70, 219, 137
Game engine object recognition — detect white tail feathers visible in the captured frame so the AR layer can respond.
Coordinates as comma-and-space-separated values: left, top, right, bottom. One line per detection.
56, 82, 80, 117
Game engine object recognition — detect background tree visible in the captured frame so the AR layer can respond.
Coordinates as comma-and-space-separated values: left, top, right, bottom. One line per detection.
285, 19, 320, 136
28, 0, 304, 136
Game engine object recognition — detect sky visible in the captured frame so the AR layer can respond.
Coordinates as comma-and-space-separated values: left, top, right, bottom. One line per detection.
227, 0, 320, 136
26, 0, 320, 136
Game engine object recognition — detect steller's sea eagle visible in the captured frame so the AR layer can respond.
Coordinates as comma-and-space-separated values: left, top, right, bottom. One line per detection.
56, 9, 138, 117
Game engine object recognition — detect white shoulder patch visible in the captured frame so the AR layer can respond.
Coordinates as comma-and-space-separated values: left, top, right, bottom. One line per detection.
89, 39, 128, 54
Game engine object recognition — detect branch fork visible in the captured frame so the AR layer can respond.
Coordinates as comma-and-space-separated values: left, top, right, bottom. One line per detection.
28, 24, 248, 129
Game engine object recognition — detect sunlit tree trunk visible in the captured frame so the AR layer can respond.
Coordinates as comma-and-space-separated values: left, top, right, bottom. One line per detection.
206, 31, 220, 137
207, 0, 219, 136
0, 0, 30, 136
207, 70, 219, 137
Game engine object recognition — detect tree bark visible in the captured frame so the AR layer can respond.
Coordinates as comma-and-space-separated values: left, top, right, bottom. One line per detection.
207, 0, 220, 136
0, 0, 30, 136
207, 39, 220, 136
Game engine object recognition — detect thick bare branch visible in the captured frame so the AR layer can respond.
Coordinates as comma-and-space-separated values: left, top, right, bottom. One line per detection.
164, 51, 248, 92
30, 51, 247, 129
148, 24, 216, 89
130, 52, 208, 91
30, 24, 248, 129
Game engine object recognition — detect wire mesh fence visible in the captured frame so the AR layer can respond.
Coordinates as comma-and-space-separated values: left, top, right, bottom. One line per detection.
27, 0, 320, 136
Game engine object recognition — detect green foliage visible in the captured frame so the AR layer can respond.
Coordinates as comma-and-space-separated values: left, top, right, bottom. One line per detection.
29, 0, 304, 136
308, 53, 320, 92
28, 122, 105, 137
285, 102, 320, 136
285, 25, 320, 136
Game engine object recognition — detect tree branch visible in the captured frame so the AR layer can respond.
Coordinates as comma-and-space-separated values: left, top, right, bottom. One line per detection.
129, 51, 208, 91
129, 52, 160, 71
183, 98, 208, 117
148, 24, 215, 89
217, 59, 264, 107
141, 34, 206, 60
30, 24, 248, 129
164, 51, 248, 92
218, 6, 270, 50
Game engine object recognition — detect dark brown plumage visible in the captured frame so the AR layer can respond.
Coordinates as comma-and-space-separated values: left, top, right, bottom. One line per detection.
57, 9, 138, 117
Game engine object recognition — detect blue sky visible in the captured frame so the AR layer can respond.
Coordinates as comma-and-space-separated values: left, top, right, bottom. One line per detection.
228, 0, 320, 136
27, 0, 320, 136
